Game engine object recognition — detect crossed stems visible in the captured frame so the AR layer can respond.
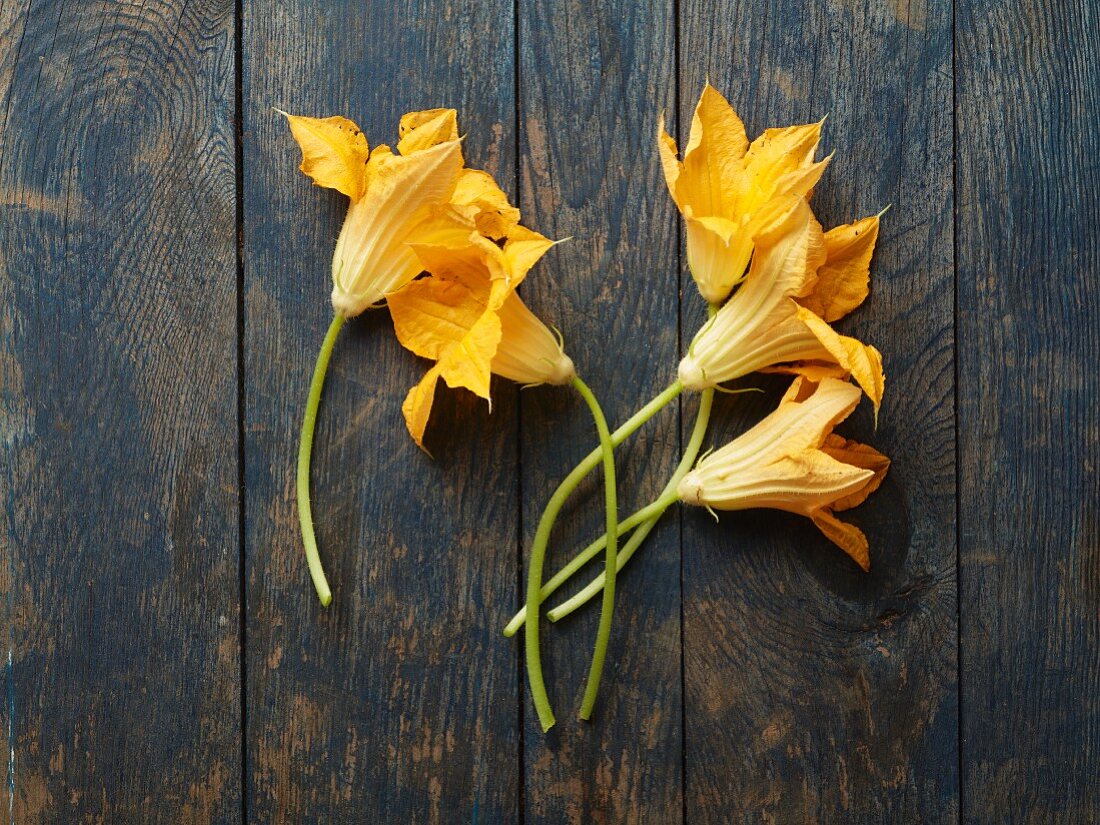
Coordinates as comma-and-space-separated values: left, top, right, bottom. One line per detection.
520, 304, 720, 729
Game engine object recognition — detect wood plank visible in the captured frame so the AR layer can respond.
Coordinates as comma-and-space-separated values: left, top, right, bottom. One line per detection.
240, 2, 519, 821
956, 0, 1100, 819
678, 1, 958, 820
0, 0, 241, 820
516, 1, 684, 821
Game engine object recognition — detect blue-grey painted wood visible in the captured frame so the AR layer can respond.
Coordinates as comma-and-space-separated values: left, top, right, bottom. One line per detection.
517, 1, 684, 820
241, 2, 520, 821
957, 0, 1100, 820
0, 0, 241, 820
678, 1, 959, 820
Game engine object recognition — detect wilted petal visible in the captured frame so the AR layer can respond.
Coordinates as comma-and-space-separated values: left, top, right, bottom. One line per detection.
451, 169, 521, 239
794, 306, 885, 414
402, 364, 444, 448
800, 214, 881, 322
680, 84, 748, 217
397, 108, 459, 155
330, 139, 464, 315
821, 433, 891, 511
811, 511, 871, 571
282, 113, 371, 200
388, 276, 488, 361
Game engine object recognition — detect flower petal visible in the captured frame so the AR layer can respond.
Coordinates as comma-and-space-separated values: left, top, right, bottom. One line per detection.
397, 108, 459, 155
402, 364, 443, 448
811, 510, 871, 571
451, 169, 521, 239
800, 214, 881, 322
680, 84, 748, 217
435, 294, 504, 400
388, 276, 488, 361
501, 225, 557, 287
743, 121, 824, 187
821, 434, 890, 511
282, 113, 370, 200
657, 115, 684, 204
794, 306, 885, 414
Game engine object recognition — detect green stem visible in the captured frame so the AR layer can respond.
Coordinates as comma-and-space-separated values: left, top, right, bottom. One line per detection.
572, 376, 619, 721
297, 313, 346, 607
544, 303, 721, 625
546, 388, 713, 623
502, 494, 676, 637
524, 380, 681, 732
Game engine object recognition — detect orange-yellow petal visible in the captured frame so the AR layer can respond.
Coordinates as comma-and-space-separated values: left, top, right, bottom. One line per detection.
795, 306, 885, 414
821, 434, 891, 511
657, 115, 683, 202
811, 510, 871, 570
397, 108, 459, 155
402, 364, 443, 448
451, 169, 521, 239
742, 120, 825, 196
800, 214, 881, 322
282, 113, 370, 200
388, 276, 488, 361
679, 84, 749, 216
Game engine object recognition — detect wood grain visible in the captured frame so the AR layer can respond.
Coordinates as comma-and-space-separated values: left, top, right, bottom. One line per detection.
241, 1, 519, 821
678, 0, 958, 820
516, 1, 684, 821
956, 0, 1100, 820
0, 0, 241, 820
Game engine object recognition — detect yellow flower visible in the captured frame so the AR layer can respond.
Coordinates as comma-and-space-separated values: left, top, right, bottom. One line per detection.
388, 220, 574, 446
283, 108, 521, 316
677, 377, 890, 569
677, 198, 886, 415
658, 84, 831, 303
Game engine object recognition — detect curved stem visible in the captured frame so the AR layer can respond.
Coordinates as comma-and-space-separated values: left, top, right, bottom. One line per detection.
547, 387, 714, 623
502, 494, 676, 637
524, 380, 681, 732
572, 376, 619, 721
544, 303, 721, 624
297, 313, 346, 607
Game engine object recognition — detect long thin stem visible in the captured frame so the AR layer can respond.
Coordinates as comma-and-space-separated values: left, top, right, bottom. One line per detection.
544, 303, 722, 625
523, 379, 682, 732
547, 387, 714, 623
572, 376, 619, 721
502, 494, 676, 637
297, 313, 346, 607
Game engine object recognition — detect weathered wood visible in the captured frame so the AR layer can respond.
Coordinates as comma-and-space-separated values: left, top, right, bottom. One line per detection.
956, 0, 1100, 820
678, 0, 958, 820
0, 0, 241, 821
517, 1, 684, 821
241, 2, 519, 821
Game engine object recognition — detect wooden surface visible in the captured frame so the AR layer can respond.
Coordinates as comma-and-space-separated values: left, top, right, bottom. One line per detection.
0, 0, 1096, 823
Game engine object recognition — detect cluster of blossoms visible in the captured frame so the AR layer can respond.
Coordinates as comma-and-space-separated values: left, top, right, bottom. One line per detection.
284, 84, 890, 732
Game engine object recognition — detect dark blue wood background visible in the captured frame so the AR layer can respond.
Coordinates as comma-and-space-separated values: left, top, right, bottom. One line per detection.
1, 0, 1096, 822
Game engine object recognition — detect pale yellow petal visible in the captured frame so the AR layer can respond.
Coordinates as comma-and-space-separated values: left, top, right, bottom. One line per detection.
811, 510, 871, 571
800, 214, 880, 322
402, 365, 443, 448
684, 214, 753, 303
397, 108, 459, 155
282, 113, 370, 200
493, 292, 575, 386
330, 139, 465, 314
